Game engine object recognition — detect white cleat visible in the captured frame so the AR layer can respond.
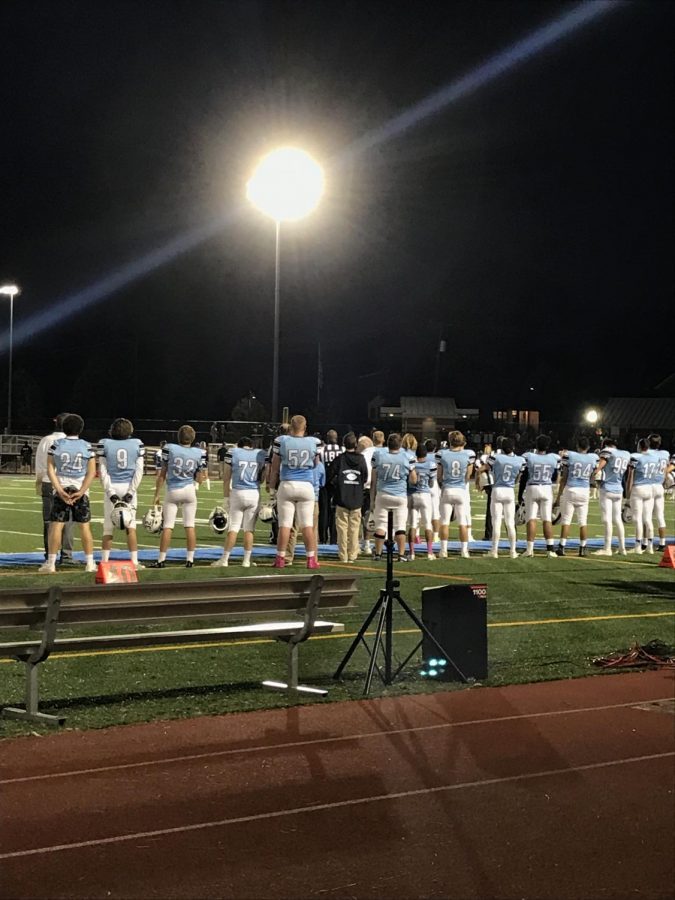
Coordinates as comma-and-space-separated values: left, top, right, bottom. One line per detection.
646, 544, 654, 555
630, 547, 643, 555
211, 557, 228, 567
427, 554, 436, 560
618, 548, 627, 556
439, 549, 448, 559
241, 559, 256, 568
510, 550, 518, 559
519, 550, 534, 558
460, 550, 470, 559
485, 551, 499, 559
592, 549, 613, 556
85, 561, 97, 573
547, 551, 558, 559
38, 562, 56, 574
361, 546, 373, 556
134, 563, 146, 570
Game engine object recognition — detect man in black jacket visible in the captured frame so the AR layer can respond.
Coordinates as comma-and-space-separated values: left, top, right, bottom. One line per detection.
332, 432, 368, 563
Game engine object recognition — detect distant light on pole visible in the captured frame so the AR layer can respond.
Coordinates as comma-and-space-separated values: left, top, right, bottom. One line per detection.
246, 148, 324, 421
584, 408, 599, 425
0, 284, 20, 435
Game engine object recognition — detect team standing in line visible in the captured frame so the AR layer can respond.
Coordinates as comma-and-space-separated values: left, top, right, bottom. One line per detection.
34, 411, 674, 572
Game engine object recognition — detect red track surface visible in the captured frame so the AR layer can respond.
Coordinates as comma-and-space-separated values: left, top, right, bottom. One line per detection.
1, 671, 674, 899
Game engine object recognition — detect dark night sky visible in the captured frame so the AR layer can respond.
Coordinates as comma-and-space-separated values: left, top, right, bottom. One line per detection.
0, 0, 673, 426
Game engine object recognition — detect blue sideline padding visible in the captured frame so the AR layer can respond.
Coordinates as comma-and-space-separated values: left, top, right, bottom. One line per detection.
1, 537, 668, 568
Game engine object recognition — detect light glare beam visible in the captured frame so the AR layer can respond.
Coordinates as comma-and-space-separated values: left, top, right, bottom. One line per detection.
342, 0, 625, 159
0, 1, 627, 352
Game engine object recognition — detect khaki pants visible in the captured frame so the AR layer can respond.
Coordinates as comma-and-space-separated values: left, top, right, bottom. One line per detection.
336, 506, 361, 562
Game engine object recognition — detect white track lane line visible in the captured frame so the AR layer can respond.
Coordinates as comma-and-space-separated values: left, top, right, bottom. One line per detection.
2, 698, 671, 786
1, 752, 671, 860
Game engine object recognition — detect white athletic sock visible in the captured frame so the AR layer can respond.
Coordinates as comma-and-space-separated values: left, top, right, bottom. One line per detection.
102, 549, 110, 562
527, 541, 534, 553
461, 542, 468, 553
580, 539, 587, 547
242, 550, 251, 564
441, 540, 448, 552
186, 550, 195, 563
131, 551, 138, 564
560, 538, 567, 547
307, 550, 315, 558
48, 553, 57, 566
223, 550, 231, 563
158, 551, 167, 563
85, 554, 94, 566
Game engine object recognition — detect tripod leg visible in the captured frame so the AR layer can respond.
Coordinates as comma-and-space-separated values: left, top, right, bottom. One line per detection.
333, 594, 384, 680
394, 592, 469, 683
363, 595, 390, 696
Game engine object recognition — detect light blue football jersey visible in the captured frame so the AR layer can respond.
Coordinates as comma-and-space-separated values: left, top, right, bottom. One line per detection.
312, 460, 326, 500
162, 443, 207, 489
523, 452, 560, 486
563, 451, 599, 489
410, 457, 435, 494
649, 449, 670, 483
225, 447, 266, 491
274, 435, 320, 483
629, 451, 658, 486
489, 453, 526, 488
436, 448, 476, 488
375, 450, 413, 496
97, 438, 145, 485
49, 437, 94, 485
598, 447, 630, 493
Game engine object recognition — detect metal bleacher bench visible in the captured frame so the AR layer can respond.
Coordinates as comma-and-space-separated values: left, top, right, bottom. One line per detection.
0, 573, 357, 726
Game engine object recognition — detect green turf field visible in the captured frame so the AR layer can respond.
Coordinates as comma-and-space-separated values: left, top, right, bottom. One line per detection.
0, 475, 673, 737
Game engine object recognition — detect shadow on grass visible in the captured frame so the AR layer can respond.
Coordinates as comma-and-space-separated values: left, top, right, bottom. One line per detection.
2, 671, 369, 713
597, 581, 675, 599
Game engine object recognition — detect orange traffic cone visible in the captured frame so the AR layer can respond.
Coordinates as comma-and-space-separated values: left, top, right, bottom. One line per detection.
658, 546, 675, 569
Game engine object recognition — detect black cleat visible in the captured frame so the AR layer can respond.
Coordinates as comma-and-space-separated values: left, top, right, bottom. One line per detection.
372, 552, 383, 561
555, 545, 565, 557
657, 545, 666, 553
185, 561, 194, 568
149, 560, 165, 569
397, 555, 409, 563
578, 546, 588, 557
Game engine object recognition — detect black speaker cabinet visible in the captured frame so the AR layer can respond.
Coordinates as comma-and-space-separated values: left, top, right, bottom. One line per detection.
421, 583, 488, 680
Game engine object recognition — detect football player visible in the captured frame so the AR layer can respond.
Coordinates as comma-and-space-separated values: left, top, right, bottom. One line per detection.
436, 431, 475, 558
626, 438, 656, 554
268, 415, 321, 569
479, 438, 525, 558
648, 434, 670, 552
151, 425, 207, 568
592, 438, 630, 555
425, 438, 441, 542
211, 436, 266, 567
371, 432, 417, 561
520, 435, 561, 558
38, 414, 96, 574
554, 437, 599, 557
97, 418, 145, 570
407, 444, 436, 560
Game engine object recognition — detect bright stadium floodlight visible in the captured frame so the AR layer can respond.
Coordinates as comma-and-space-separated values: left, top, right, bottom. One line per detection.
246, 148, 324, 421
584, 408, 599, 425
0, 284, 20, 435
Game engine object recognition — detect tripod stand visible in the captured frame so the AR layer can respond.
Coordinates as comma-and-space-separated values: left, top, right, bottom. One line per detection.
334, 511, 468, 696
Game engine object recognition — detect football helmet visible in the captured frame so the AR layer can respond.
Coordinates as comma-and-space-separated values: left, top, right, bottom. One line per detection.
111, 500, 134, 531
208, 506, 228, 534
515, 501, 527, 526
258, 502, 276, 523
621, 501, 633, 524
143, 505, 163, 534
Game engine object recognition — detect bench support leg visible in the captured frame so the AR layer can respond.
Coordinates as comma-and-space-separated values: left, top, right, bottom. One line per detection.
262, 642, 328, 699
2, 661, 65, 726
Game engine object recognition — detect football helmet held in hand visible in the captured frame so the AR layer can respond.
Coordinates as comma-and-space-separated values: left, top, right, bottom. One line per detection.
208, 506, 228, 534
111, 500, 134, 531
143, 505, 163, 534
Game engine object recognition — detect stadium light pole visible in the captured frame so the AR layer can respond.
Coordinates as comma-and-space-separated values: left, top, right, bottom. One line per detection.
0, 284, 20, 435
246, 147, 324, 421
